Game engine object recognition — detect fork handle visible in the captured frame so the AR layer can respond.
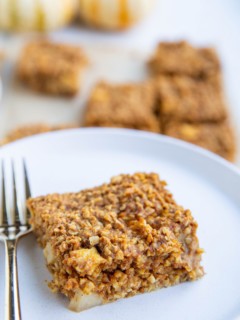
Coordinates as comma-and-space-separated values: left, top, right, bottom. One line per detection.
5, 239, 21, 320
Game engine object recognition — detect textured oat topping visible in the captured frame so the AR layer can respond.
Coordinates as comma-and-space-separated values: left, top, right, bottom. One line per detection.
17, 40, 88, 96
164, 121, 235, 161
83, 82, 160, 132
154, 75, 227, 123
0, 123, 77, 145
27, 173, 204, 311
148, 41, 220, 79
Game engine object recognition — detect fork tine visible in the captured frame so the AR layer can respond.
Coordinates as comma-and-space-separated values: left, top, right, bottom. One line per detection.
1, 160, 8, 226
12, 160, 21, 225
23, 159, 31, 199
23, 159, 31, 223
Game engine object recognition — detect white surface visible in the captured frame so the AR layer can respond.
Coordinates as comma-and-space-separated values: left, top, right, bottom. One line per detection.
0, 128, 240, 320
0, 0, 239, 166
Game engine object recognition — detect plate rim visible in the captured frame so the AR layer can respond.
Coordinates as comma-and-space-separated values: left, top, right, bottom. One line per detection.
0, 127, 239, 177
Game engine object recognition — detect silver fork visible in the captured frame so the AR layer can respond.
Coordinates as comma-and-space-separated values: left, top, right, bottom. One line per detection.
0, 160, 32, 320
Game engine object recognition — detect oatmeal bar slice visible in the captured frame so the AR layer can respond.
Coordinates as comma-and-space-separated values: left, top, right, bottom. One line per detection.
27, 173, 204, 312
154, 75, 227, 123
0, 123, 77, 146
164, 121, 235, 161
148, 41, 220, 79
83, 82, 160, 132
17, 40, 88, 96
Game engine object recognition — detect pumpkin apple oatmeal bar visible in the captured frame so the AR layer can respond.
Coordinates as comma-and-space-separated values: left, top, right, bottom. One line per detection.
154, 75, 227, 123
164, 121, 235, 161
27, 173, 204, 312
148, 41, 220, 79
17, 40, 88, 96
83, 82, 160, 132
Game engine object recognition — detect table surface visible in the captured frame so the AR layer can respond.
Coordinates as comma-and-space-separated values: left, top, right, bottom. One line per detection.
0, 0, 239, 165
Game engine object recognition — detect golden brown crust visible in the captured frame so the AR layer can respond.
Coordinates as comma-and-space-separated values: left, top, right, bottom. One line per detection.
164, 121, 236, 161
17, 40, 88, 96
27, 173, 204, 305
148, 41, 220, 79
83, 81, 160, 133
0, 123, 77, 146
154, 75, 227, 123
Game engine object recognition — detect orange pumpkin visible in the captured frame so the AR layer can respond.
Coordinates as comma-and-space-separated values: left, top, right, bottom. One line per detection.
78, 0, 156, 30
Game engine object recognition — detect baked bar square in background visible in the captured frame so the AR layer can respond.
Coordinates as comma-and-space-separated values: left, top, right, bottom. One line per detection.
154, 75, 227, 123
164, 121, 235, 161
0, 123, 77, 146
17, 40, 88, 96
83, 82, 160, 132
148, 41, 220, 79
27, 173, 204, 312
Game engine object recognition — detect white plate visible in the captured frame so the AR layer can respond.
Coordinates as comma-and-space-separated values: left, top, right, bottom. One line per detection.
0, 128, 240, 320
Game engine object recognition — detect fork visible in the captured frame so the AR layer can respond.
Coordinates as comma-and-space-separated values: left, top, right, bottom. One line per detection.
0, 160, 32, 320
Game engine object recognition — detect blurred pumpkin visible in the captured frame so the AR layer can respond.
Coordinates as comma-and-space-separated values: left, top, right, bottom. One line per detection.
78, 0, 156, 30
0, 0, 77, 31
